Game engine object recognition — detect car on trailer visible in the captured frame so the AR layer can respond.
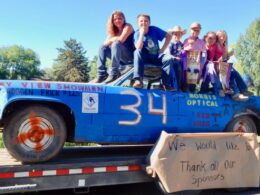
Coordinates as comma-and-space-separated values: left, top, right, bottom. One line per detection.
0, 66, 259, 163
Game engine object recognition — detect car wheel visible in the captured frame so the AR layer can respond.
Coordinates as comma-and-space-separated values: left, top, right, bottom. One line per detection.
3, 105, 67, 163
225, 116, 257, 133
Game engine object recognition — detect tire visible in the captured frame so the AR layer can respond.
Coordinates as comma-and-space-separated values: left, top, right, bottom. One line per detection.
3, 105, 67, 163
225, 116, 257, 133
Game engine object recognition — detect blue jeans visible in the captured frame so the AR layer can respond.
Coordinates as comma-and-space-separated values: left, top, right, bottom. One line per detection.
200, 76, 222, 95
229, 68, 247, 94
133, 49, 177, 88
97, 41, 133, 77
172, 59, 183, 90
200, 62, 222, 95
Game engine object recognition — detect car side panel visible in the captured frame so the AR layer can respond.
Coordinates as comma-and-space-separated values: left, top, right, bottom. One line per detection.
102, 86, 179, 143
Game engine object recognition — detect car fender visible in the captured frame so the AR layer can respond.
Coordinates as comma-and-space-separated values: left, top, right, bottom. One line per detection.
1, 95, 73, 120
233, 109, 260, 120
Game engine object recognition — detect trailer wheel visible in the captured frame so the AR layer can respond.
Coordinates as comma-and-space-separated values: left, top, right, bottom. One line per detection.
3, 105, 66, 163
225, 116, 257, 133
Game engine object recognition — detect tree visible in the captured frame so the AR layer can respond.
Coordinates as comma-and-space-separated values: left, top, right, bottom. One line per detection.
235, 18, 260, 95
0, 45, 42, 80
41, 68, 56, 81
52, 38, 90, 82
89, 55, 112, 81
0, 54, 8, 79
89, 56, 98, 80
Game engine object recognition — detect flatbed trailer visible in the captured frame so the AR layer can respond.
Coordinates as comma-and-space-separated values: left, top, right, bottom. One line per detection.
1, 145, 260, 195
0, 145, 153, 194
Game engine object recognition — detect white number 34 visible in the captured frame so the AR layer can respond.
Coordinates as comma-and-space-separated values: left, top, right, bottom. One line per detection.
119, 90, 167, 126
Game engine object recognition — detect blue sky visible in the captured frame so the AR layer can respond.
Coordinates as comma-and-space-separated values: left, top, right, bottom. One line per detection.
0, 0, 259, 69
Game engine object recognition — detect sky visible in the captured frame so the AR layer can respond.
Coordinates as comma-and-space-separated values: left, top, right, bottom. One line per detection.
0, 0, 259, 69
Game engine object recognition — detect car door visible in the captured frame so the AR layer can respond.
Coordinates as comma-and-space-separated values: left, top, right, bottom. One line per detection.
102, 86, 179, 143
177, 93, 234, 132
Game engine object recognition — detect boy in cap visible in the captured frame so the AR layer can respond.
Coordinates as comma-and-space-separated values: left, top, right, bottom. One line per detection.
166, 25, 186, 90
132, 14, 177, 90
183, 22, 206, 92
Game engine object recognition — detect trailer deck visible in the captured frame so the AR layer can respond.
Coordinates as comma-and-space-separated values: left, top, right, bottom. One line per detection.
0, 145, 153, 194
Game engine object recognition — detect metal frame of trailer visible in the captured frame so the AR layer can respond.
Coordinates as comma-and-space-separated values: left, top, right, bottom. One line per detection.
0, 146, 153, 194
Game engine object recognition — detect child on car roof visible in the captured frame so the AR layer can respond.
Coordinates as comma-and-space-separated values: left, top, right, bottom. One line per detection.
166, 25, 186, 91
216, 30, 249, 101
132, 13, 177, 91
182, 22, 207, 93
199, 31, 224, 96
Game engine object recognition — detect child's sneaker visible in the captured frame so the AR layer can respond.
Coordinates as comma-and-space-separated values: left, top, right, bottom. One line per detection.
232, 93, 249, 101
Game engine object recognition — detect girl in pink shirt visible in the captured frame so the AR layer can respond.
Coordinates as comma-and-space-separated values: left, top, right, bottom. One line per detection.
215, 30, 228, 61
199, 32, 224, 96
216, 30, 249, 101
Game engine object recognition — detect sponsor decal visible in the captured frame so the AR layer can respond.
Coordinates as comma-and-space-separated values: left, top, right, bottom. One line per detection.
82, 93, 99, 113
0, 81, 104, 93
187, 93, 218, 107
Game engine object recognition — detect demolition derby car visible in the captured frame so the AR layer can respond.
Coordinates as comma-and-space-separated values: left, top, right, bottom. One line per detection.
0, 66, 259, 162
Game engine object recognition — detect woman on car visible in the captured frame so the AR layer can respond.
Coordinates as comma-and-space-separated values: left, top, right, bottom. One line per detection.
95, 11, 135, 84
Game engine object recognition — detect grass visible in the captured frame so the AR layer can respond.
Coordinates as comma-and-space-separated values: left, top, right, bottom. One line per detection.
0, 132, 4, 148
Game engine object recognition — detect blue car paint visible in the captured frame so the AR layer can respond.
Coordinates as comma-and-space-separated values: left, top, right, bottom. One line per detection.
0, 80, 259, 144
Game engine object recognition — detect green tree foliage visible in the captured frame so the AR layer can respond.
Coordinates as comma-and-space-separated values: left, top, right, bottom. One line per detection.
88, 55, 112, 81
52, 38, 90, 82
0, 55, 8, 79
41, 68, 55, 81
0, 45, 42, 80
235, 18, 260, 95
89, 56, 98, 80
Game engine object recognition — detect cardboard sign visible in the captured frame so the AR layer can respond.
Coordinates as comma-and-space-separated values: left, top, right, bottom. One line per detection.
219, 62, 232, 89
186, 51, 201, 84
147, 131, 260, 193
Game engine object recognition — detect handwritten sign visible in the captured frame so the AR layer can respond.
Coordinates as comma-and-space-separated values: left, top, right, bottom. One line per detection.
219, 62, 232, 90
147, 131, 260, 193
186, 51, 201, 84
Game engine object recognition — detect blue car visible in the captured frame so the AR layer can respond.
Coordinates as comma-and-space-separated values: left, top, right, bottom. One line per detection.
0, 67, 259, 162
